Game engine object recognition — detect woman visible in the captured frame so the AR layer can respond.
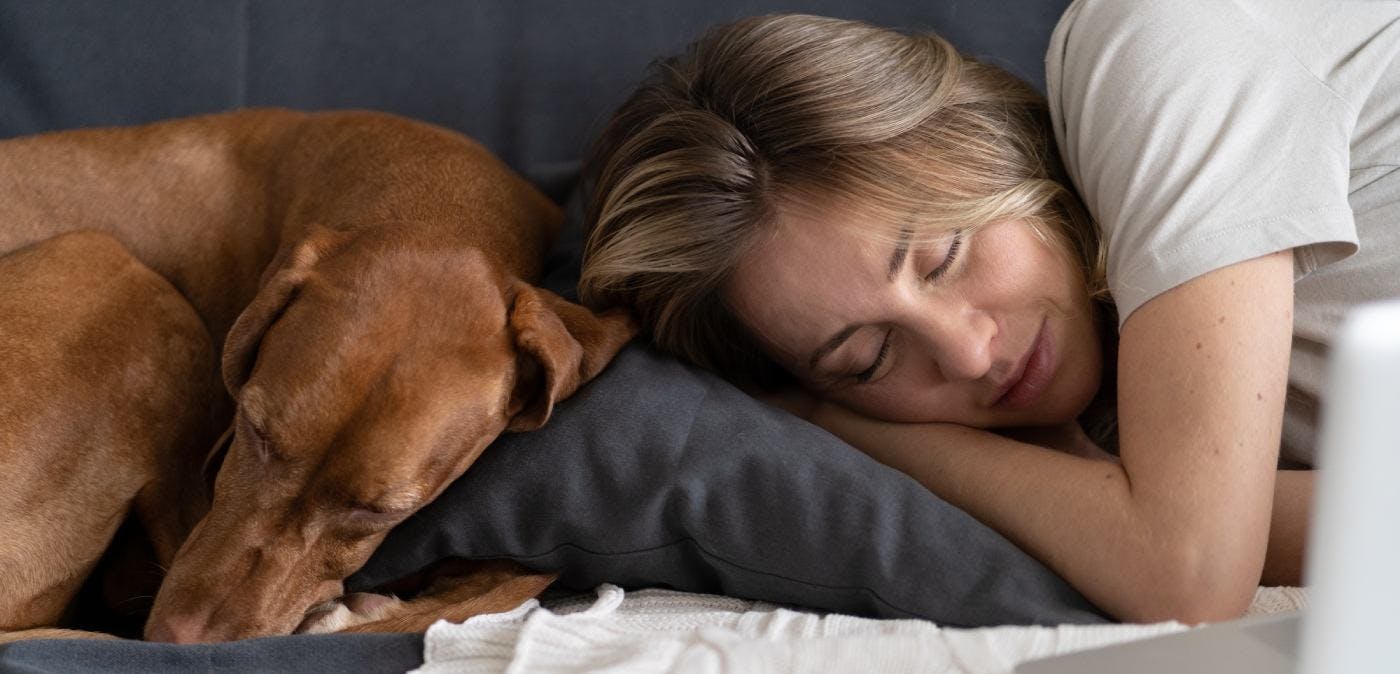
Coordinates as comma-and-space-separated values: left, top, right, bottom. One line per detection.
579, 3, 1400, 623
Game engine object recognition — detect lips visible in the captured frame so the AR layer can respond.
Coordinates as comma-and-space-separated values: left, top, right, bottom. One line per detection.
993, 320, 1055, 411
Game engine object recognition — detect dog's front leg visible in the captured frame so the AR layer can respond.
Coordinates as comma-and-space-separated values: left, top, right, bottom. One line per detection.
295, 559, 557, 635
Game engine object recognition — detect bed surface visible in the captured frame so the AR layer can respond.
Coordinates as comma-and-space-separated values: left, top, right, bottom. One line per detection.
0, 586, 1306, 674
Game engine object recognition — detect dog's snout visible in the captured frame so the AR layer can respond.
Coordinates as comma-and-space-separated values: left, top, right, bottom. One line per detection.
145, 613, 207, 644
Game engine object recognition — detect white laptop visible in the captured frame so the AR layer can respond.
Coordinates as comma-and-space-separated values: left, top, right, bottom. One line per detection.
1017, 298, 1400, 674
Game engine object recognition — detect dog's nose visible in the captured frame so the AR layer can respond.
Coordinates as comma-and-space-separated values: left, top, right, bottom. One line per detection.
145, 614, 207, 644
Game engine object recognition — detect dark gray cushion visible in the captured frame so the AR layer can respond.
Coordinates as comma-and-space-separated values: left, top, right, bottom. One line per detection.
348, 341, 1105, 626
0, 633, 422, 674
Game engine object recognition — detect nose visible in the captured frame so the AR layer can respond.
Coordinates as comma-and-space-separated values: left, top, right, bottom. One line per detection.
914, 303, 995, 383
145, 613, 209, 644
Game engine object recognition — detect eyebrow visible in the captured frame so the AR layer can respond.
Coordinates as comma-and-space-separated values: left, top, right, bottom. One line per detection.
808, 229, 912, 371
808, 324, 862, 370
886, 228, 913, 282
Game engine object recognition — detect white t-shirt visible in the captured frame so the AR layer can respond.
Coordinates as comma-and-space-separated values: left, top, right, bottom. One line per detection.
1046, 0, 1400, 465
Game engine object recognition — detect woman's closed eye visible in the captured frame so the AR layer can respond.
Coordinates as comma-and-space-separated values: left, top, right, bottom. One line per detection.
855, 332, 892, 383
849, 230, 965, 384
819, 229, 968, 386
923, 229, 963, 282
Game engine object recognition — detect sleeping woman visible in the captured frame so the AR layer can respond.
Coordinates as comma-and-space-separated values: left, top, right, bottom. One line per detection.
577, 2, 1400, 623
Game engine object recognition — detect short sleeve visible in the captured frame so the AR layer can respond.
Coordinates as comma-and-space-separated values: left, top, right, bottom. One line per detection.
1046, 0, 1359, 326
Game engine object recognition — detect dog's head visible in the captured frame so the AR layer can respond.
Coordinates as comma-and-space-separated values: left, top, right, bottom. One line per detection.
144, 226, 635, 643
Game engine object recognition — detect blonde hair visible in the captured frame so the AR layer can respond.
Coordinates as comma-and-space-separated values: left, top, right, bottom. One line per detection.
581, 13, 1107, 389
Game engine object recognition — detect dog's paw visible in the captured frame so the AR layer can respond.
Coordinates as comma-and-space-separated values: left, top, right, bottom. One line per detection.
0, 629, 121, 645
294, 592, 407, 635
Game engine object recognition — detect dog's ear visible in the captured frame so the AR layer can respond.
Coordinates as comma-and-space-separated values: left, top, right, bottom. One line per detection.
222, 226, 350, 396
506, 282, 637, 432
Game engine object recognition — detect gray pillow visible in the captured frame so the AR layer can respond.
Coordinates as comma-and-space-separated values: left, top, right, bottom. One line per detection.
0, 634, 423, 674
347, 343, 1105, 626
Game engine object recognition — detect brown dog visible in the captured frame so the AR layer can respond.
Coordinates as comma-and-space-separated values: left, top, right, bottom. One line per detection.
0, 231, 219, 642
0, 109, 635, 642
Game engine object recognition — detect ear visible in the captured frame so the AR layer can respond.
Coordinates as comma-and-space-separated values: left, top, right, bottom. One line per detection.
221, 226, 350, 396
506, 282, 637, 431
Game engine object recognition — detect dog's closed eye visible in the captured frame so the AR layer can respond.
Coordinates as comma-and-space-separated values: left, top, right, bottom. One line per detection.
343, 502, 409, 528
343, 492, 416, 521
235, 415, 272, 459
202, 407, 277, 489
348, 500, 393, 515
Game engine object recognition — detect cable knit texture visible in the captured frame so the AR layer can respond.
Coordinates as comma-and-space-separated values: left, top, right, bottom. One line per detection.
414, 585, 1308, 673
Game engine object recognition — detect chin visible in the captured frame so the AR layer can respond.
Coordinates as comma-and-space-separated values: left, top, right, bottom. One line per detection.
1006, 356, 1104, 428
1054, 355, 1106, 425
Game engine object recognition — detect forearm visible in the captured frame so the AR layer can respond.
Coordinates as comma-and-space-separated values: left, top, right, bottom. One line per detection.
1262, 470, 1312, 586
837, 420, 1266, 623
847, 424, 1150, 618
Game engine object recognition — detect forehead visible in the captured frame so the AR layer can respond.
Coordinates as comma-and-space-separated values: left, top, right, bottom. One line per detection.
286, 240, 510, 340
725, 203, 890, 363
246, 251, 511, 419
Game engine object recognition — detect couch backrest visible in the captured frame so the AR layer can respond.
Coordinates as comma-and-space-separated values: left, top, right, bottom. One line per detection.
0, 0, 1071, 200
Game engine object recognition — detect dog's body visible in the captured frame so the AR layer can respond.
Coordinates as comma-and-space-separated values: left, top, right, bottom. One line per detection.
0, 109, 634, 643
0, 108, 554, 348
0, 231, 218, 637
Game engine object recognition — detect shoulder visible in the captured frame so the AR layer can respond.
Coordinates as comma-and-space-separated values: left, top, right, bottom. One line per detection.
1048, 0, 1283, 102
1047, 0, 1385, 110
1047, 0, 1361, 327
1044, 0, 1278, 199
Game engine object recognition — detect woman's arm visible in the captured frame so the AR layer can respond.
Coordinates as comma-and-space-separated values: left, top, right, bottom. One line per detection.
801, 250, 1299, 623
1262, 469, 1312, 586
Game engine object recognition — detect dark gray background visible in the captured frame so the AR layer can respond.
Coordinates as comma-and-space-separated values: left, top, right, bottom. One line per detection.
0, 0, 1070, 201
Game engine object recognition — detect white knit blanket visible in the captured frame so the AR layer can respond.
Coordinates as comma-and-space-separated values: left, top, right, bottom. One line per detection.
412, 585, 1308, 674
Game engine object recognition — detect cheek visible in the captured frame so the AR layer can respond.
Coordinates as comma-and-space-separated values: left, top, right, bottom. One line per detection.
1063, 312, 1106, 408
824, 374, 954, 424
967, 224, 1078, 303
